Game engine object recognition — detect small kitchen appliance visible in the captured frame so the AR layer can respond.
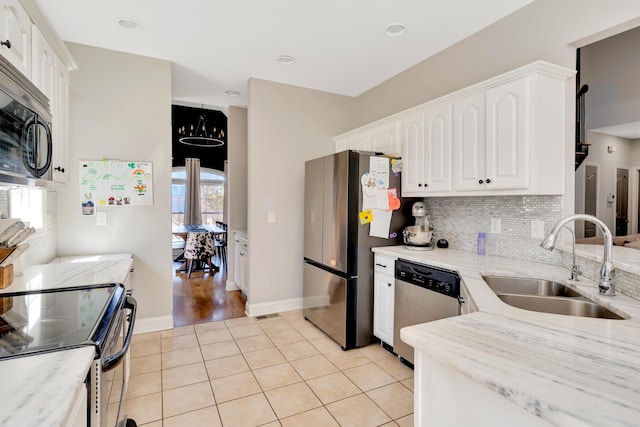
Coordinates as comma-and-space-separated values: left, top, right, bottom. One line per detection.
403, 201, 434, 250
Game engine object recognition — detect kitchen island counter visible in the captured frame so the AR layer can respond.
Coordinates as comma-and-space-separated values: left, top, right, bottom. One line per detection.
0, 347, 95, 427
372, 246, 640, 426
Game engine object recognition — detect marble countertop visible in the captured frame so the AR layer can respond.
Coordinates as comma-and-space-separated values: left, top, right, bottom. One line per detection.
0, 257, 135, 426
0, 257, 133, 294
0, 347, 95, 427
372, 246, 640, 426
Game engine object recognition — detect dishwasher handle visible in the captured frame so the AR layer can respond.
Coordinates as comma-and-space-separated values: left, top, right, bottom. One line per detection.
102, 295, 137, 372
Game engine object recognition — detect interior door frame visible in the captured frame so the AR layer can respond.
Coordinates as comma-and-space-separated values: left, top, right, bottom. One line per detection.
629, 166, 640, 235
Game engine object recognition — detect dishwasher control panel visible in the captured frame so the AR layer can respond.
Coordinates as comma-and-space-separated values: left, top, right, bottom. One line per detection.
395, 259, 460, 298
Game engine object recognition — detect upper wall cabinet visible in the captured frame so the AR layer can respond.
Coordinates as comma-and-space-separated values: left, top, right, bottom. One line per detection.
334, 120, 401, 156
402, 103, 452, 195
0, 0, 31, 78
333, 61, 574, 198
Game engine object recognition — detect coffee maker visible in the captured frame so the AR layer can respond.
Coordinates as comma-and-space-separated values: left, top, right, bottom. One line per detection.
402, 201, 434, 250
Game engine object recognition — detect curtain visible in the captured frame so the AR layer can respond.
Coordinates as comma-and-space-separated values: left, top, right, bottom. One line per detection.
184, 157, 201, 225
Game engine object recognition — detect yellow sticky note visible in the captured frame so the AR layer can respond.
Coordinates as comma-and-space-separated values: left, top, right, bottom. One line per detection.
359, 209, 373, 225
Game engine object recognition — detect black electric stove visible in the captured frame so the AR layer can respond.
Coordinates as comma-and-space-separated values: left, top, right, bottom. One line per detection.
0, 284, 125, 359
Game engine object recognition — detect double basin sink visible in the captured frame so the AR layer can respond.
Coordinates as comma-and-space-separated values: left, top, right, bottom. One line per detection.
482, 275, 624, 320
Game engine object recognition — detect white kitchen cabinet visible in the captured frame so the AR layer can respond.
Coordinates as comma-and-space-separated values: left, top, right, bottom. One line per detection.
345, 129, 370, 151
370, 120, 401, 155
331, 61, 572, 198
373, 254, 395, 346
453, 78, 529, 192
459, 281, 478, 315
0, 0, 31, 78
31, 25, 54, 100
51, 55, 69, 182
453, 91, 485, 192
402, 103, 452, 195
233, 231, 249, 296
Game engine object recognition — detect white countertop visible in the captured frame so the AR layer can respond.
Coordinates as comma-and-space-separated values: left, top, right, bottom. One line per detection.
0, 347, 95, 427
0, 257, 134, 426
0, 257, 133, 294
372, 246, 640, 426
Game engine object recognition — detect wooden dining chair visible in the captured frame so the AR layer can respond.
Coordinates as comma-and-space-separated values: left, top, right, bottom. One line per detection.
183, 232, 216, 278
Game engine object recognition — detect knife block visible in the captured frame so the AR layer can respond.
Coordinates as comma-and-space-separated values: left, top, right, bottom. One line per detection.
0, 264, 13, 288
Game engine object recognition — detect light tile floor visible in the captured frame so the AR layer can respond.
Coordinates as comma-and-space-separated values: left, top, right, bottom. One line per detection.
115, 310, 414, 426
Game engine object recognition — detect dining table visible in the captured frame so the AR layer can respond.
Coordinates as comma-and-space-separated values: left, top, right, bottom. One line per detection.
172, 224, 227, 271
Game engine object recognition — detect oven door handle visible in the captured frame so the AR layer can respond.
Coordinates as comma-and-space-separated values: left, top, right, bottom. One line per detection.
102, 295, 137, 372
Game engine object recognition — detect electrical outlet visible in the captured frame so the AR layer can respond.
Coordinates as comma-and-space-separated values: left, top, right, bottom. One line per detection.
491, 218, 501, 234
267, 211, 276, 223
531, 220, 545, 238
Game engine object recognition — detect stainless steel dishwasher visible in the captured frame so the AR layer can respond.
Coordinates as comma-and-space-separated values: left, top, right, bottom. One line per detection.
393, 259, 461, 365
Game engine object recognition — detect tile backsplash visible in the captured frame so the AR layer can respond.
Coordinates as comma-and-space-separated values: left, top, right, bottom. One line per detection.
0, 190, 57, 266
423, 195, 564, 264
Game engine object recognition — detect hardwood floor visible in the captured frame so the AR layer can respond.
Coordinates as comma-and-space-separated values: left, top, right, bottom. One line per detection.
172, 260, 247, 327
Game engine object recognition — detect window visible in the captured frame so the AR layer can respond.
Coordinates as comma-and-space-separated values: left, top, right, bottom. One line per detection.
9, 187, 46, 230
171, 167, 225, 227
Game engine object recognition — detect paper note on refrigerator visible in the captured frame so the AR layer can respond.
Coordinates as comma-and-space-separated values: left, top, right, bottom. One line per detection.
369, 209, 392, 238
369, 156, 390, 188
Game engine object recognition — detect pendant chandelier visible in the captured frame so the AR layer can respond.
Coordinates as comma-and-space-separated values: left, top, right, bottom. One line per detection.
178, 106, 225, 147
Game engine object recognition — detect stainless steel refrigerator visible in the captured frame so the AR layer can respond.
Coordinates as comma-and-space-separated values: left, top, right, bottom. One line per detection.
303, 150, 406, 350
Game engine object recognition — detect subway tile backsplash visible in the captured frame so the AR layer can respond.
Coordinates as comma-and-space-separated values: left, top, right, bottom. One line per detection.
423, 195, 564, 264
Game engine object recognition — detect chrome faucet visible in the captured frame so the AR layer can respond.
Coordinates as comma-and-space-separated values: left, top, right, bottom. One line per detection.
540, 214, 619, 295
559, 225, 582, 281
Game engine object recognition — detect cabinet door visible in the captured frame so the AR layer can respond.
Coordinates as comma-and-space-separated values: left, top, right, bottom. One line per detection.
401, 110, 426, 195
485, 77, 529, 190
424, 103, 452, 193
370, 121, 401, 155
0, 0, 31, 78
453, 91, 485, 191
345, 130, 371, 151
373, 273, 394, 346
52, 56, 69, 183
31, 26, 55, 100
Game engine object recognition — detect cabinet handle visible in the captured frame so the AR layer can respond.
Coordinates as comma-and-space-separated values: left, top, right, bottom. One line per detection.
54, 166, 65, 173
486, 178, 491, 184
375, 263, 387, 268
1, 40, 11, 49
478, 179, 484, 184
418, 183, 422, 187
387, 282, 392, 287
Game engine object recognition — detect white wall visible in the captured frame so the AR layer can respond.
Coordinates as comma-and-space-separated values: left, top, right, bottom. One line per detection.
226, 106, 248, 287
246, 78, 354, 314
58, 43, 173, 329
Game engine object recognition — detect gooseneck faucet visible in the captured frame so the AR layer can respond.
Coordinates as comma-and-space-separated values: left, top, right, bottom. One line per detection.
540, 214, 619, 295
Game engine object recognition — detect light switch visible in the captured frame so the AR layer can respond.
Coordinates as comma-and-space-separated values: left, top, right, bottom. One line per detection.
97, 212, 107, 226
267, 211, 276, 223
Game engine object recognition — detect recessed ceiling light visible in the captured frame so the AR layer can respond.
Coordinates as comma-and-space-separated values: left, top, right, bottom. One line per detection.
385, 24, 406, 37
225, 90, 240, 97
276, 55, 296, 65
116, 17, 142, 30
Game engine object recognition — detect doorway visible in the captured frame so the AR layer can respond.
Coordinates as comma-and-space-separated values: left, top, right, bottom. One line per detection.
616, 167, 629, 236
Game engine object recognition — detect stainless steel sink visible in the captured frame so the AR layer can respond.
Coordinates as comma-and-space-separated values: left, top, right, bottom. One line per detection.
497, 294, 623, 319
482, 275, 582, 297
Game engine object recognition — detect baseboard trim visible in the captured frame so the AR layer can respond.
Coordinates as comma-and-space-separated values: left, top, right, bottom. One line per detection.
226, 280, 240, 291
134, 315, 173, 334
246, 297, 303, 317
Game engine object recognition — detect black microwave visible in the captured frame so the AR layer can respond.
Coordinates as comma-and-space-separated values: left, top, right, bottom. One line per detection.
0, 55, 53, 186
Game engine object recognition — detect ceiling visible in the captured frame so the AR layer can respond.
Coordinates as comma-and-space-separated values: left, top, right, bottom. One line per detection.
590, 121, 640, 140
35, 0, 533, 110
